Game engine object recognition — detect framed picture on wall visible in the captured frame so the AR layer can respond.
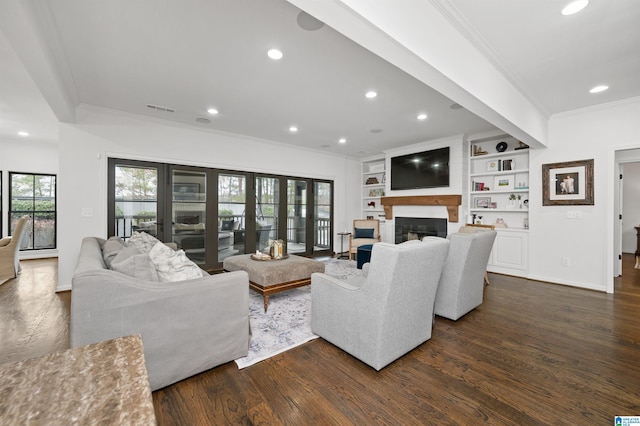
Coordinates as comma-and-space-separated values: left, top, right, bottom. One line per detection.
542, 159, 594, 205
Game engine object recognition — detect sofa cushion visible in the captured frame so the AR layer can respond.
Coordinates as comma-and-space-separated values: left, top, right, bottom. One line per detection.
127, 231, 161, 253
110, 247, 160, 282
102, 236, 126, 268
148, 242, 204, 282
354, 228, 375, 239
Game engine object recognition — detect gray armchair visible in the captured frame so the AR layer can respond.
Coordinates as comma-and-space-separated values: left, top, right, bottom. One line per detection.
0, 216, 29, 285
430, 230, 497, 321
311, 238, 450, 370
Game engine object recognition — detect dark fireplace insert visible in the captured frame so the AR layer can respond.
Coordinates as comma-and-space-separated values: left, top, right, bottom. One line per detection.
395, 217, 447, 244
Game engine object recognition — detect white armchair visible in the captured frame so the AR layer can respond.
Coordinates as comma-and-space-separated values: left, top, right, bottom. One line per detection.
311, 239, 450, 370
0, 216, 29, 285
430, 230, 497, 321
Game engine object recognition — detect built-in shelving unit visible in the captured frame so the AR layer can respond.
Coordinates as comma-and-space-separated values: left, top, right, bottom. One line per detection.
468, 134, 530, 277
361, 156, 387, 223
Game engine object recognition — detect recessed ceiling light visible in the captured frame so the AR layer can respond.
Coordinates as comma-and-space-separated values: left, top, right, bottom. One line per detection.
207, 108, 219, 115
289, 126, 298, 133
18, 131, 29, 137
562, 0, 588, 16
589, 85, 609, 93
365, 91, 377, 99
267, 49, 283, 60
417, 113, 428, 120
338, 138, 347, 144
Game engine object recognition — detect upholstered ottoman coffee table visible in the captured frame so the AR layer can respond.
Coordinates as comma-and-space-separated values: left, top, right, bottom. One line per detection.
223, 254, 325, 312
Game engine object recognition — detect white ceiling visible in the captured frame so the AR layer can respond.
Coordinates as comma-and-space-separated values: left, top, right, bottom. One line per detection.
1, 0, 639, 157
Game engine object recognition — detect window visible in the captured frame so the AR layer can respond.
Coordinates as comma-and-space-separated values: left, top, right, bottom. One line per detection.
9, 172, 57, 250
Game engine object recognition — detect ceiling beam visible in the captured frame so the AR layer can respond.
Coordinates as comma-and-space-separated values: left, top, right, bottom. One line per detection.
0, 0, 77, 123
288, 0, 548, 149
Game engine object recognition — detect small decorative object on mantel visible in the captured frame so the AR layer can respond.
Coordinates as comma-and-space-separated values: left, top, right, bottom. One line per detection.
367, 201, 376, 209
515, 141, 530, 150
496, 141, 508, 152
365, 177, 379, 185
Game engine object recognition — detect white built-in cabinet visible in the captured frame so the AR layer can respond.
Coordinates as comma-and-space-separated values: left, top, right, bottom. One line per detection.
361, 156, 387, 223
469, 135, 529, 277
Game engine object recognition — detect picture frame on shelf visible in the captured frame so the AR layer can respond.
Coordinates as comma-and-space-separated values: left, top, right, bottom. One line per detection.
542, 159, 594, 205
494, 174, 514, 191
486, 159, 499, 172
366, 215, 374, 220
368, 188, 384, 197
474, 196, 491, 208
501, 158, 515, 171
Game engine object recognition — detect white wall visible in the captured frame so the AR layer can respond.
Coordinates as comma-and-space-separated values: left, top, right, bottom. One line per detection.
0, 138, 59, 258
528, 98, 640, 292
57, 106, 360, 290
622, 162, 640, 253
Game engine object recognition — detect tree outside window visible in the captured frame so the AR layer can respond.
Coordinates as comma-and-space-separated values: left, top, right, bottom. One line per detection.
9, 173, 57, 250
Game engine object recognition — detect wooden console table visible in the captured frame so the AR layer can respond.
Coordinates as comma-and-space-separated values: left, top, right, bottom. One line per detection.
0, 335, 156, 425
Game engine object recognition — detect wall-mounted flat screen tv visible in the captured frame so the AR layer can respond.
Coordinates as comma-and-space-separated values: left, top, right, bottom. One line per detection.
390, 146, 450, 190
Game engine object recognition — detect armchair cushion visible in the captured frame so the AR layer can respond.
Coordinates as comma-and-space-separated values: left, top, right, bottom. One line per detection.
354, 228, 375, 239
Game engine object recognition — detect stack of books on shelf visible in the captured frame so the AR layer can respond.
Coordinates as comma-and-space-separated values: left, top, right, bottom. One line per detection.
472, 181, 486, 191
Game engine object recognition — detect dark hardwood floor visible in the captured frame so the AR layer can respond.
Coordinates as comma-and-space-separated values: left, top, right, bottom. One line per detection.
2, 256, 640, 425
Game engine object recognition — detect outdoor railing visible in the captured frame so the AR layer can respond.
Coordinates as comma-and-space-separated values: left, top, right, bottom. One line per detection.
115, 215, 331, 249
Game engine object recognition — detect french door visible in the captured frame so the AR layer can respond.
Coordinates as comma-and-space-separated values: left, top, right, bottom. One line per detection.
108, 158, 333, 270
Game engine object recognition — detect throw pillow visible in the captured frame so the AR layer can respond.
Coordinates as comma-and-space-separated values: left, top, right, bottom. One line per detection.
354, 228, 375, 239
148, 242, 204, 282
102, 237, 126, 268
110, 247, 160, 281
127, 231, 161, 253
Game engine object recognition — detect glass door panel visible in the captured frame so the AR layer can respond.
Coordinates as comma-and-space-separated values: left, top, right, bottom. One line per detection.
314, 181, 332, 253
287, 179, 307, 254
112, 163, 159, 240
256, 176, 280, 252
218, 173, 246, 262
172, 170, 207, 264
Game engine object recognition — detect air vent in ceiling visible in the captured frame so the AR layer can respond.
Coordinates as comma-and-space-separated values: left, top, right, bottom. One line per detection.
146, 104, 175, 113
195, 117, 211, 124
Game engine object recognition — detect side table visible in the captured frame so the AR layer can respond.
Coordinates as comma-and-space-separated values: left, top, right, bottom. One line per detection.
337, 232, 351, 259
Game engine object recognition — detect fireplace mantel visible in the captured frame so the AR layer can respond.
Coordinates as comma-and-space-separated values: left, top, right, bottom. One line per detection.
380, 195, 462, 222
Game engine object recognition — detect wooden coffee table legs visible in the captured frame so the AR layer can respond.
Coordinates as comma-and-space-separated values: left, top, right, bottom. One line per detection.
249, 277, 312, 312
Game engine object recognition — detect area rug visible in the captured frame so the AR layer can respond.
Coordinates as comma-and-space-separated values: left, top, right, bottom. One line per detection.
234, 258, 361, 368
